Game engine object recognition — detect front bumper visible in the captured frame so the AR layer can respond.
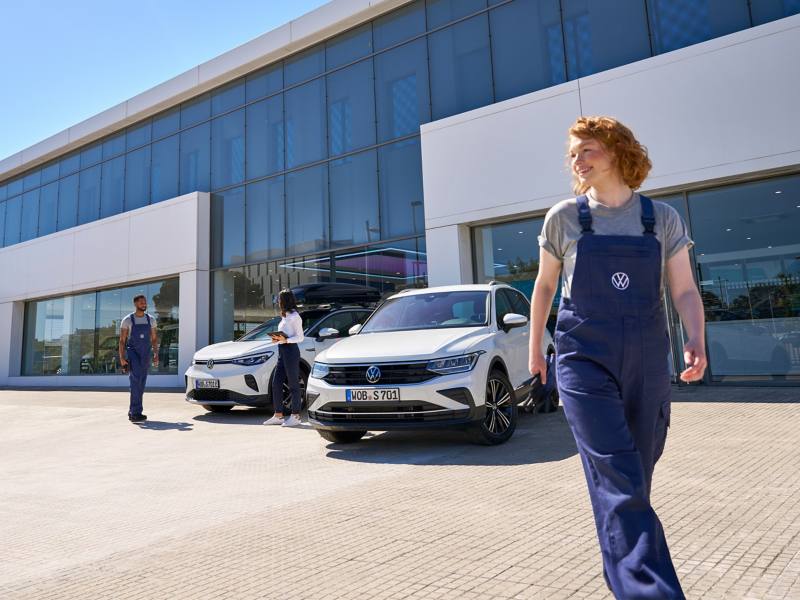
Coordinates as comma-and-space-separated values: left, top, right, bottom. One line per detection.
184, 361, 274, 407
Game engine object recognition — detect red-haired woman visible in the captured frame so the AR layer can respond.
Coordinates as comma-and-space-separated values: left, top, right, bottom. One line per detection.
528, 117, 706, 599
264, 289, 305, 427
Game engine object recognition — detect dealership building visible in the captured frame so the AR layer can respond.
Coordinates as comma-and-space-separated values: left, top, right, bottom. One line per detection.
0, 0, 798, 388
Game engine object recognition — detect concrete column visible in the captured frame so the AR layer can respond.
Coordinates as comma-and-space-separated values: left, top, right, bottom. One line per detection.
178, 270, 210, 381
0, 301, 25, 385
426, 224, 474, 287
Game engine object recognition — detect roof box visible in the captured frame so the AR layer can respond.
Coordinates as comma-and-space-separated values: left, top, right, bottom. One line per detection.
280, 283, 382, 305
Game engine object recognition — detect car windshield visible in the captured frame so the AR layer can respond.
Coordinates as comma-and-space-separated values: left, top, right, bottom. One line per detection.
236, 312, 323, 341
361, 291, 490, 333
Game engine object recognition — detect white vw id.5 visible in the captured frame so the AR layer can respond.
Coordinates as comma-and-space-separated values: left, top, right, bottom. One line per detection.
307, 283, 556, 445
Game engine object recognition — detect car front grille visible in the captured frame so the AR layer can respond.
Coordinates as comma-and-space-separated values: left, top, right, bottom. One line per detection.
186, 389, 265, 403
310, 402, 469, 424
323, 362, 438, 386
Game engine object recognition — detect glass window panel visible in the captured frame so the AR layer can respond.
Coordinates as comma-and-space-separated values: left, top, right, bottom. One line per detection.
149, 278, 180, 374
181, 93, 211, 129
153, 106, 180, 139
246, 177, 285, 262
7, 175, 24, 197
211, 109, 246, 190
428, 15, 494, 120
23, 169, 41, 192
102, 130, 126, 160
127, 118, 152, 150
326, 23, 373, 70
60, 150, 80, 177
78, 165, 101, 225
284, 78, 327, 169
658, 194, 688, 224
243, 263, 282, 332
489, 0, 566, 102
373, 0, 426, 51
561, 0, 651, 79
332, 237, 428, 292
100, 155, 126, 219
151, 134, 180, 203
646, 0, 751, 56
0, 184, 6, 201
246, 94, 284, 181
246, 61, 284, 102
180, 122, 210, 195
211, 78, 245, 116
284, 43, 325, 88
95, 287, 125, 374
211, 186, 245, 268
750, 0, 800, 25
330, 149, 379, 248
22, 300, 44, 375
20, 189, 40, 243
375, 39, 432, 143
0, 202, 6, 246
80, 140, 103, 169
286, 163, 329, 256
378, 137, 425, 239
426, 0, 487, 30
41, 160, 59, 184
327, 59, 376, 157
124, 145, 151, 211
65, 292, 96, 374
211, 268, 245, 343
38, 181, 59, 238
57, 173, 79, 231
4, 194, 22, 246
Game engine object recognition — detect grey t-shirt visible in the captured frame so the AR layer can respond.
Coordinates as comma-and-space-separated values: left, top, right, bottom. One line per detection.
121, 313, 157, 330
538, 193, 693, 299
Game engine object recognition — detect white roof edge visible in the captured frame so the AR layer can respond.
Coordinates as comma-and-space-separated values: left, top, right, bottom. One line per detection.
0, 0, 413, 183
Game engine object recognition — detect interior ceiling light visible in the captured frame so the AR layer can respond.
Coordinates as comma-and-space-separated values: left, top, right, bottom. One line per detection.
775, 191, 781, 193
727, 228, 732, 231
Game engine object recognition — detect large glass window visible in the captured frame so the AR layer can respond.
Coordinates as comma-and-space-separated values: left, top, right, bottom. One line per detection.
38, 181, 58, 238
180, 123, 210, 195
373, 0, 426, 51
326, 22, 373, 70
246, 94, 284, 181
124, 145, 151, 211
285, 43, 326, 87
60, 151, 80, 177
286, 163, 330, 257
78, 165, 101, 226
426, 0, 487, 30
80, 141, 103, 170
100, 155, 126, 219
23, 169, 41, 192
41, 160, 59, 184
750, 0, 800, 26
20, 189, 40, 243
246, 177, 285, 263
7, 176, 23, 199
57, 174, 79, 231
285, 78, 327, 169
211, 186, 246, 268
103, 130, 126, 160
330, 149, 380, 248
152, 107, 180, 140
378, 138, 425, 239
127, 118, 152, 150
211, 78, 245, 117
246, 62, 283, 102
151, 134, 180, 203
327, 59, 376, 157
181, 93, 211, 129
0, 202, 5, 247
211, 109, 246, 190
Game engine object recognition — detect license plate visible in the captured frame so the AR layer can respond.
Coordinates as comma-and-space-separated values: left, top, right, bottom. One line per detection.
346, 388, 400, 401
197, 380, 220, 389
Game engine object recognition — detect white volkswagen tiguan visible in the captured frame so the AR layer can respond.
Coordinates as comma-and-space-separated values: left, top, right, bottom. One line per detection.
307, 283, 555, 445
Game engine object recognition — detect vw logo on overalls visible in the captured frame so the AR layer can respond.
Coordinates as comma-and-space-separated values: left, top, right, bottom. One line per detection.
206, 359, 214, 370
612, 272, 630, 290
140, 333, 145, 338
366, 366, 381, 384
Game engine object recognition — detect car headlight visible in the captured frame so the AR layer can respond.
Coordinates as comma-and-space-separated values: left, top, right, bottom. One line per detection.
426, 352, 484, 375
312, 362, 330, 379
232, 352, 273, 366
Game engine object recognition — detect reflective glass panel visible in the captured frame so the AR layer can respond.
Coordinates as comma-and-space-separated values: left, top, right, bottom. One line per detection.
246, 177, 285, 262
284, 78, 327, 169
211, 78, 245, 116
326, 23, 373, 70
151, 134, 180, 203
375, 39, 431, 143
373, 0, 426, 51
78, 165, 101, 225
689, 175, 800, 381
750, 0, 800, 25
23, 169, 41, 192
286, 163, 329, 256
330, 149, 379, 248
327, 59, 376, 157
332, 237, 428, 293
0, 184, 6, 201
180, 122, 210, 195
378, 137, 425, 239
284, 43, 325, 88
246, 62, 284, 102
6, 176, 23, 198
41, 160, 60, 184
60, 151, 80, 177
246, 94, 284, 181
57, 174, 79, 231
100, 155, 126, 218
426, 0, 487, 30
428, 14, 494, 120
21, 189, 39, 243
95, 287, 125, 374
80, 141, 103, 169
148, 278, 180, 374
646, 0, 751, 55
0, 202, 4, 246
103, 130, 126, 160
66, 293, 96, 375
127, 118, 152, 150
211, 268, 245, 343
124, 145, 151, 211
181, 93, 211, 129
211, 109, 246, 190
22, 297, 66, 375
4, 195, 21, 245
211, 186, 245, 268
152, 107, 180, 140
38, 181, 59, 238
243, 262, 282, 333
489, 0, 566, 102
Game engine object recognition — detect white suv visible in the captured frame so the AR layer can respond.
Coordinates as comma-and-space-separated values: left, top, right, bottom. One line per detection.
307, 283, 554, 445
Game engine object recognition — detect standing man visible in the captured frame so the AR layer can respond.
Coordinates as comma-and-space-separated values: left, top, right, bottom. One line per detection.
119, 294, 159, 423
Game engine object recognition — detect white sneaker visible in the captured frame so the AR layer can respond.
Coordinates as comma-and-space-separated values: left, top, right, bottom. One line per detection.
263, 416, 284, 426
282, 415, 302, 427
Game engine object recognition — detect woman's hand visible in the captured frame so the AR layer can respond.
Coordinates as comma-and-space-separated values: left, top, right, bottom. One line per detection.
680, 339, 707, 382
529, 353, 548, 384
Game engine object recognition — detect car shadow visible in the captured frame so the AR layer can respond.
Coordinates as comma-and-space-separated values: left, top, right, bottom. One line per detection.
323, 411, 578, 467
192, 408, 317, 427
135, 420, 194, 431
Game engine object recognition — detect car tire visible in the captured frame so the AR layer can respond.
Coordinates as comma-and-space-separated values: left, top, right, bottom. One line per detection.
280, 369, 309, 414
317, 429, 367, 444
467, 369, 517, 446
206, 405, 234, 413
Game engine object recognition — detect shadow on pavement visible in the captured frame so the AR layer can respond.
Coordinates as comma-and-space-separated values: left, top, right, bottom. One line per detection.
135, 421, 194, 431
192, 408, 317, 427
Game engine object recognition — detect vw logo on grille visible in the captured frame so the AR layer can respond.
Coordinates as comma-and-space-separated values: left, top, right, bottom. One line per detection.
612, 272, 630, 290
365, 366, 381, 384
206, 359, 214, 370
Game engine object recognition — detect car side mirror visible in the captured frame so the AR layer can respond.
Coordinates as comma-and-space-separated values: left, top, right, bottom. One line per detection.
318, 328, 340, 340
502, 313, 528, 333
349, 324, 363, 336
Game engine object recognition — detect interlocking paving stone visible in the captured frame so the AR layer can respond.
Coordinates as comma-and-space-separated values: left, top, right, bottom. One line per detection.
0, 385, 798, 599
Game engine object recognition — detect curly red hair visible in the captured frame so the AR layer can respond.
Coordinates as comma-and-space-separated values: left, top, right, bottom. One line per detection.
567, 117, 652, 196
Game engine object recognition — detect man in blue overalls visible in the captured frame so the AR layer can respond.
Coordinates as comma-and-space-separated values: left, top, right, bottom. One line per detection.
529, 117, 707, 599
119, 294, 159, 423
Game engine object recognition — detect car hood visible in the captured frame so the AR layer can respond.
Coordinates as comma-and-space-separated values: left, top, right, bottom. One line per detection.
193, 340, 277, 360
320, 327, 491, 363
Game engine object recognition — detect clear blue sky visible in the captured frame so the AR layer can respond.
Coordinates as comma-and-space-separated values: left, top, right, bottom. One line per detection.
0, 0, 332, 161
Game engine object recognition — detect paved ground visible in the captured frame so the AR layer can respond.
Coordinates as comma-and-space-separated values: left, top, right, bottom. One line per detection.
0, 385, 799, 600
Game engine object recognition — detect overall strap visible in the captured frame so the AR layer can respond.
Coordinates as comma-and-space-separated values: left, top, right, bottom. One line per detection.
640, 195, 656, 235
575, 195, 594, 234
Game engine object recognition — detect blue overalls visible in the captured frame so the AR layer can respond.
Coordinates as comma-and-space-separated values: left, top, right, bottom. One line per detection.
555, 195, 683, 599
126, 313, 152, 416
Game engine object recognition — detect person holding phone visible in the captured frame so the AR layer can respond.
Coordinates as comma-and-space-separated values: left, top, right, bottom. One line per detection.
528, 117, 706, 599
263, 289, 305, 427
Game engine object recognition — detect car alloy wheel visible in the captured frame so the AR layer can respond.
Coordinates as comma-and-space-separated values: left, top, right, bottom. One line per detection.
485, 377, 513, 434
282, 372, 308, 414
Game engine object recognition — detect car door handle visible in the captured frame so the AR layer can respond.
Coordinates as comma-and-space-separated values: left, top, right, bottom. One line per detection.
305, 348, 315, 352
